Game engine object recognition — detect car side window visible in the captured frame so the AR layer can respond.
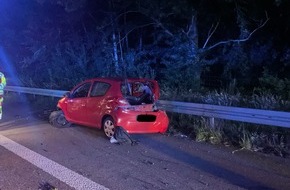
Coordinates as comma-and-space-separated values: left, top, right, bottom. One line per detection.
90, 82, 110, 97
72, 82, 91, 98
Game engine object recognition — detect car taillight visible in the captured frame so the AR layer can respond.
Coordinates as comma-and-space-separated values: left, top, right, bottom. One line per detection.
152, 103, 158, 111
115, 98, 136, 111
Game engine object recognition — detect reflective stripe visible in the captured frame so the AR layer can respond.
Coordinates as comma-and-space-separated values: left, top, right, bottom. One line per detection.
0, 72, 6, 90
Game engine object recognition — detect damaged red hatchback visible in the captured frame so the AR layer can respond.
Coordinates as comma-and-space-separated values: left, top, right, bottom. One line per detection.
49, 77, 169, 137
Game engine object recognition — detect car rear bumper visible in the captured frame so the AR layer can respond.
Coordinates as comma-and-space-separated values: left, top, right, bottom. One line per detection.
113, 108, 169, 134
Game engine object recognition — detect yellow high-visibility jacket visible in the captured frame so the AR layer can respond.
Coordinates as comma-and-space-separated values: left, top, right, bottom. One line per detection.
0, 72, 6, 95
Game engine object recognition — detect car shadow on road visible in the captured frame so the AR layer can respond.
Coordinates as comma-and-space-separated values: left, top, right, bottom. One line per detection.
134, 134, 274, 190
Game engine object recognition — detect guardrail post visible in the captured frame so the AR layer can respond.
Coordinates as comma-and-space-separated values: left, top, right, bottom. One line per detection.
209, 117, 215, 128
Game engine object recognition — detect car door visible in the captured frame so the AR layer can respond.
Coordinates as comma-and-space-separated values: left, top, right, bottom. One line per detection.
85, 81, 111, 127
66, 82, 92, 124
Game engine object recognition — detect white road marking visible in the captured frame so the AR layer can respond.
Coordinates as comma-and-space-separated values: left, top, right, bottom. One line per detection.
0, 134, 109, 190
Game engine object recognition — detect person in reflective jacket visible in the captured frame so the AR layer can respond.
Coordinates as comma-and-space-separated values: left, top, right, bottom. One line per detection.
0, 72, 6, 119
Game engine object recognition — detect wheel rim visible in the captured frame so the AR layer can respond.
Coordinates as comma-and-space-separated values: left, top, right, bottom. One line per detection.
57, 113, 68, 126
103, 119, 115, 137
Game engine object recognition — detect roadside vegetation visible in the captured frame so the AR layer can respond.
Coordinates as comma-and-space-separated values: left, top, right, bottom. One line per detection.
161, 86, 290, 157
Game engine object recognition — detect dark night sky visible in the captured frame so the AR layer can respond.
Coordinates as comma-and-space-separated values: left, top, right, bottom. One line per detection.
0, 0, 289, 95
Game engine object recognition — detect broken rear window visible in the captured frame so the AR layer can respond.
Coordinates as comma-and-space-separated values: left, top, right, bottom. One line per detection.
121, 81, 155, 105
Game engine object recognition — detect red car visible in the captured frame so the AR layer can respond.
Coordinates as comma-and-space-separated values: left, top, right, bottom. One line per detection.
49, 77, 169, 137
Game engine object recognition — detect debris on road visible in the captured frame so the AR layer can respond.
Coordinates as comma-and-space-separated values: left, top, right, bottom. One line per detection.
110, 126, 138, 145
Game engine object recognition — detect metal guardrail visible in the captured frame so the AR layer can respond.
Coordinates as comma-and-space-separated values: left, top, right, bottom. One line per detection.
5, 86, 68, 98
5, 86, 290, 128
156, 100, 290, 128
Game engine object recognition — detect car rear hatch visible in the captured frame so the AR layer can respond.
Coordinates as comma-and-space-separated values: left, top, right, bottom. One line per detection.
120, 79, 160, 106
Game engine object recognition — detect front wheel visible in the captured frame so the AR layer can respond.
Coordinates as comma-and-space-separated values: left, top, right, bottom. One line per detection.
49, 110, 71, 128
102, 116, 115, 138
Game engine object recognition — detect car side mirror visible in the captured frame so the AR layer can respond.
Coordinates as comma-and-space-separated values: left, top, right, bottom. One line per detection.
64, 92, 72, 98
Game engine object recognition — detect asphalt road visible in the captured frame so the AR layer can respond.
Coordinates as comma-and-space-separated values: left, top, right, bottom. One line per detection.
0, 97, 290, 190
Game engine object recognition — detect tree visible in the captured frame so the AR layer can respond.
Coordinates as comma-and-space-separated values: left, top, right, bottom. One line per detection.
1, 0, 287, 96
111, 0, 270, 93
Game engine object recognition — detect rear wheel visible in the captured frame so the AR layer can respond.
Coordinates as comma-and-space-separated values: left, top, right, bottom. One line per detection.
49, 110, 71, 128
102, 116, 115, 138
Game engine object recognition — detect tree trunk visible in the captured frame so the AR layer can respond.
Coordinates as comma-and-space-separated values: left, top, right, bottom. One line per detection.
112, 32, 120, 75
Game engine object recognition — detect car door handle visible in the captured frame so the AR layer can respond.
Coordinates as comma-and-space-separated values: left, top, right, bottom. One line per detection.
81, 104, 85, 107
